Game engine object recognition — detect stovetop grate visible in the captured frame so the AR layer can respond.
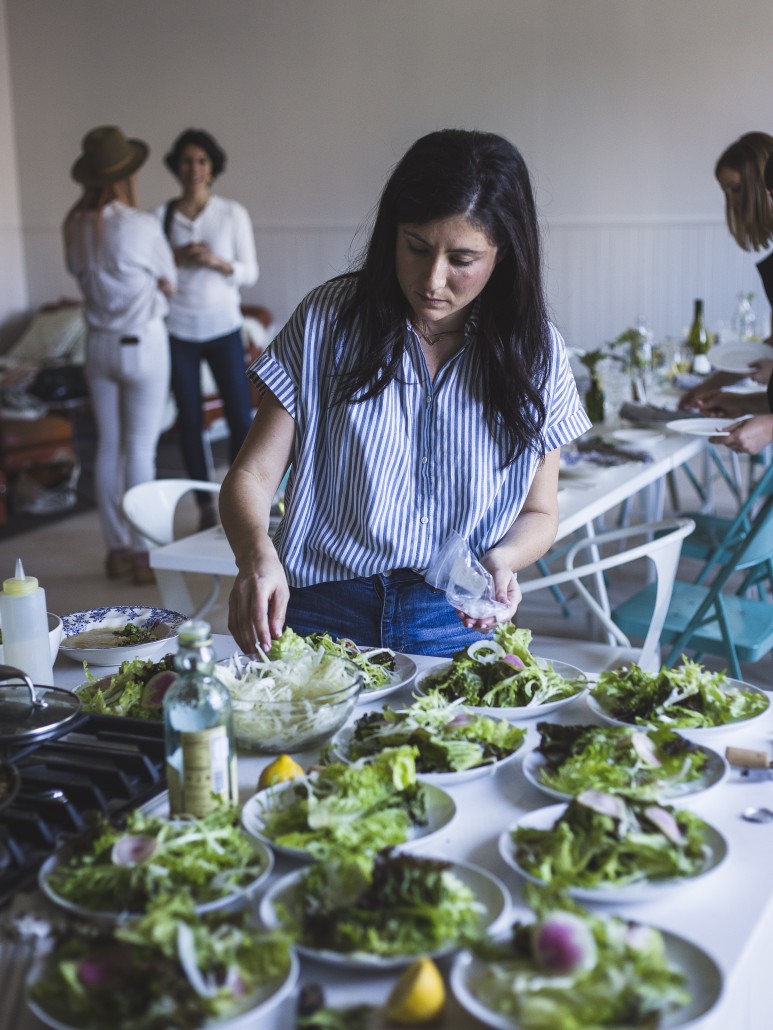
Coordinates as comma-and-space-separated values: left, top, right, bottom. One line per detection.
0, 715, 167, 907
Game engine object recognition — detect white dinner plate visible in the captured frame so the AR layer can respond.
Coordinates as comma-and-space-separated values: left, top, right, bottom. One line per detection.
450, 926, 723, 1029
38, 834, 273, 923
259, 858, 510, 968
241, 777, 456, 861
26, 950, 299, 1030
356, 651, 418, 703
415, 659, 588, 721
521, 742, 728, 803
664, 417, 743, 437
706, 340, 772, 374
332, 719, 526, 786
59, 606, 185, 666
586, 680, 770, 736
498, 803, 727, 903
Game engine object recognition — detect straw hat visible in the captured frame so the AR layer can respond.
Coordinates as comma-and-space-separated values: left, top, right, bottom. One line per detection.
71, 125, 149, 186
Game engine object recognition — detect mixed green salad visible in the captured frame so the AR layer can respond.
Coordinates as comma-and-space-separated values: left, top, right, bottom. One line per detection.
420, 624, 585, 709
591, 660, 769, 729
338, 690, 526, 773
28, 896, 293, 1030
75, 654, 177, 719
275, 849, 482, 958
470, 886, 690, 1029
512, 791, 711, 888
44, 805, 268, 915
256, 746, 428, 861
532, 722, 711, 801
304, 632, 398, 692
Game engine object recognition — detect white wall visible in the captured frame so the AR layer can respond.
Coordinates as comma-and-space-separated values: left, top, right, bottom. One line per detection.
0, 0, 27, 349
3, 0, 773, 351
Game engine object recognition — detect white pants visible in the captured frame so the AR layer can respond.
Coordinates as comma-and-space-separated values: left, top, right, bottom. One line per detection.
86, 319, 171, 551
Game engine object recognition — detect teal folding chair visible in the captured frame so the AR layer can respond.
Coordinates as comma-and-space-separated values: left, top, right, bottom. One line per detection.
614, 491, 773, 679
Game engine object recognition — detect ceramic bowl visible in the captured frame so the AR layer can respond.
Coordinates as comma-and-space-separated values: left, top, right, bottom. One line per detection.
59, 606, 185, 667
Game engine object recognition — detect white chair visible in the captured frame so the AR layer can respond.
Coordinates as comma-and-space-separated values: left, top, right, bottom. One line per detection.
518, 517, 695, 674
121, 478, 222, 619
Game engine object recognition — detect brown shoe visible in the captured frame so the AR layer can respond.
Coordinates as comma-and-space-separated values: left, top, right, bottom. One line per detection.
131, 550, 156, 586
106, 548, 133, 579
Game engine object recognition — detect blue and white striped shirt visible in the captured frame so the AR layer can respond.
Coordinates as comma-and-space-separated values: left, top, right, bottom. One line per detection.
249, 277, 590, 587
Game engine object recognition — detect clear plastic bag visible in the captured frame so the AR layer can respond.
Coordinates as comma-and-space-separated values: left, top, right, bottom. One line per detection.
425, 531, 513, 621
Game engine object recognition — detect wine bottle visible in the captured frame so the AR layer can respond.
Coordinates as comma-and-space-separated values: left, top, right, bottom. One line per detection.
163, 619, 238, 817
685, 299, 711, 374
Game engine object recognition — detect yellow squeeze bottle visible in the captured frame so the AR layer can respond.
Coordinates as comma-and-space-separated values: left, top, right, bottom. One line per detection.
0, 559, 54, 685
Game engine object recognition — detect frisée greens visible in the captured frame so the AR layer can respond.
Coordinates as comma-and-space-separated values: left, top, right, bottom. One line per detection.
275, 849, 483, 957
420, 624, 585, 709
28, 896, 293, 1030
512, 791, 711, 888
75, 654, 177, 719
469, 885, 690, 1029
44, 805, 268, 915
255, 746, 428, 861
533, 722, 710, 801
591, 661, 769, 728
339, 690, 526, 772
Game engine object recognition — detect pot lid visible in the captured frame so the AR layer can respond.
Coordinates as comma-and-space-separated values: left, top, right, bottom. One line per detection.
0, 665, 82, 747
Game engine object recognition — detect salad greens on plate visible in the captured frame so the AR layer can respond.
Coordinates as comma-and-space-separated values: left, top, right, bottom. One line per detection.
244, 746, 436, 862
75, 654, 177, 719
590, 661, 769, 729
529, 722, 715, 801
419, 625, 585, 711
266, 849, 485, 960
510, 791, 713, 890
335, 690, 526, 773
453, 885, 694, 1030
27, 896, 295, 1030
41, 805, 270, 917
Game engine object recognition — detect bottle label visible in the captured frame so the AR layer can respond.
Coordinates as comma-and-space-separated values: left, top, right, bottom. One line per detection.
166, 725, 236, 817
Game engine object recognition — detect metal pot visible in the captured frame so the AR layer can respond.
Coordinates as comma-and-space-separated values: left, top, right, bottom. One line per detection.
0, 664, 82, 750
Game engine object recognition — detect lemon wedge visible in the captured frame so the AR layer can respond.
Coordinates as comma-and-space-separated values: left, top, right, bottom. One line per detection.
257, 753, 304, 790
385, 956, 446, 1025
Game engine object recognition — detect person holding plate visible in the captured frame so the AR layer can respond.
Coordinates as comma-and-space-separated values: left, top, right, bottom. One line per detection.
219, 128, 590, 657
680, 133, 773, 412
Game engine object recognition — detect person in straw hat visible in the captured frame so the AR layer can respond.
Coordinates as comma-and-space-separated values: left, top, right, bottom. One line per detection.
64, 125, 177, 583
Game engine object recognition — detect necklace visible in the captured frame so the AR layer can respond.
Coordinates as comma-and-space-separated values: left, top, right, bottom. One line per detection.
413, 323, 465, 347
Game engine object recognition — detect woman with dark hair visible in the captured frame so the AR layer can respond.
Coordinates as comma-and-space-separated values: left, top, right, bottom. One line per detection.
220, 129, 590, 657
680, 132, 773, 411
157, 129, 258, 529
64, 125, 176, 583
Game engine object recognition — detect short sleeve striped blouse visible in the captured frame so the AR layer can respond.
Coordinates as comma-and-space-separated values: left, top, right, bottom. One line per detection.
248, 277, 590, 587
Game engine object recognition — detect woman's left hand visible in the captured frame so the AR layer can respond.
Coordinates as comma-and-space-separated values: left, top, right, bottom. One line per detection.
455, 555, 522, 631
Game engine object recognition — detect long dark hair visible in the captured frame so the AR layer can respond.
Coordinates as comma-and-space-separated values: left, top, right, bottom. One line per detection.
715, 132, 773, 251
334, 129, 551, 465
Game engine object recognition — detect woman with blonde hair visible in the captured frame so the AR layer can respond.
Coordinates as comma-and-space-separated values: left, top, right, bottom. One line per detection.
64, 125, 176, 582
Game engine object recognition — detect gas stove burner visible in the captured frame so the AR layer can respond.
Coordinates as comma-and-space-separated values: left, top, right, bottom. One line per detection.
0, 714, 166, 907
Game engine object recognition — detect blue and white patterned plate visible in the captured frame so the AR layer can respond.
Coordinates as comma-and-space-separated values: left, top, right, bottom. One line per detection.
60, 606, 186, 667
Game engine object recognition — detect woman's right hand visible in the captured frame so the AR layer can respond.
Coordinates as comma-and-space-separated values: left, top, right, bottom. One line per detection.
227, 546, 290, 654
677, 371, 742, 410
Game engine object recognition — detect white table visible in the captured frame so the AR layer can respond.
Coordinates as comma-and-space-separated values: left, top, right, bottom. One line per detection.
19, 640, 773, 1030
149, 429, 707, 619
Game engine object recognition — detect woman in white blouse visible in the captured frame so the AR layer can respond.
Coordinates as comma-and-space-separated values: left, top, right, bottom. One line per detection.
64, 125, 176, 583
157, 129, 259, 530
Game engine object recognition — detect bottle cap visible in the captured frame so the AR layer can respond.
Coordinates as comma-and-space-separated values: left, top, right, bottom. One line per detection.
178, 619, 212, 647
3, 558, 39, 597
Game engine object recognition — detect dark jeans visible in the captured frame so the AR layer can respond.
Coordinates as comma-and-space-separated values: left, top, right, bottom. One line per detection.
169, 329, 252, 507
286, 569, 492, 657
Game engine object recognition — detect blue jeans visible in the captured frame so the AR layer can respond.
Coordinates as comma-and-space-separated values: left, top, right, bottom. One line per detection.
170, 329, 252, 506
286, 570, 492, 657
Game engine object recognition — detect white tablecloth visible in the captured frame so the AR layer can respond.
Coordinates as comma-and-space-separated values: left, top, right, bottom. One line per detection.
17, 638, 773, 1030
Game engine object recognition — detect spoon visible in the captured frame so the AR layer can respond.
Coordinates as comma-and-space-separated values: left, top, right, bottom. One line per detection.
741, 806, 773, 824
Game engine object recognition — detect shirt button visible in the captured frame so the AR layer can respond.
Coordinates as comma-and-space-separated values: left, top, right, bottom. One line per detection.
420, 516, 429, 525
422, 455, 428, 464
